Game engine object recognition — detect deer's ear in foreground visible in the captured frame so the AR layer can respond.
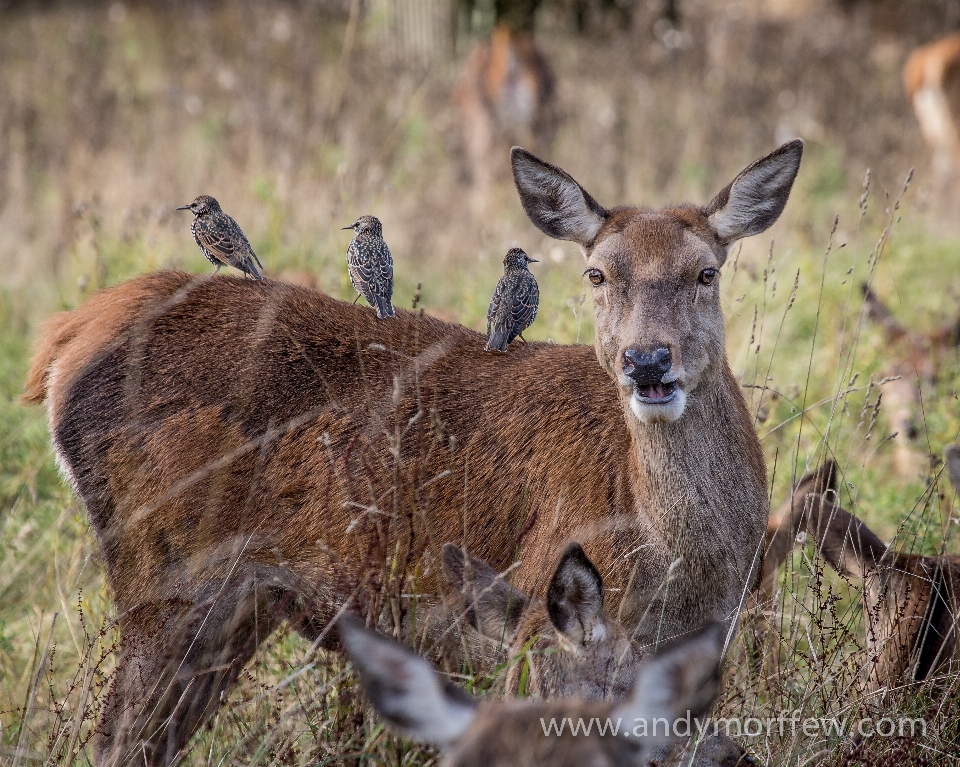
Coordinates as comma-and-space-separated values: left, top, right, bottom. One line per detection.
443, 542, 640, 699
339, 615, 725, 767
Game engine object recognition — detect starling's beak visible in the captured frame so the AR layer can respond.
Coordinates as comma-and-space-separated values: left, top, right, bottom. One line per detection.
175, 204, 191, 211
341, 225, 355, 231
528, 258, 539, 263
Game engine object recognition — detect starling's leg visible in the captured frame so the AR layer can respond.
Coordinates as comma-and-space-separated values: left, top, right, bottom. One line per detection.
353, 295, 361, 305
213, 265, 222, 276
519, 333, 528, 343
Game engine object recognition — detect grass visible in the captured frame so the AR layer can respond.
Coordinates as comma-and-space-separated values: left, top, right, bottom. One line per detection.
2, 1, 960, 764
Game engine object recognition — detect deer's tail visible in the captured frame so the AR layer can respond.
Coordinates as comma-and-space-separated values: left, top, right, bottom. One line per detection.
22, 271, 195, 407
21, 309, 89, 406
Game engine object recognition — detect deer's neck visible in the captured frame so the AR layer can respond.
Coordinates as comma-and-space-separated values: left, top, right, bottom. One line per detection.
618, 361, 768, 643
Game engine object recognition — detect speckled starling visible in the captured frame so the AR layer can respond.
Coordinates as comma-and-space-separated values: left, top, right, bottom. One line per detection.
176, 195, 264, 281
485, 247, 539, 352
342, 215, 395, 319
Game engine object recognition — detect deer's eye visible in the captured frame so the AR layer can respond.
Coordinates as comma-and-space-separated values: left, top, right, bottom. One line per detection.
698, 268, 717, 285
586, 269, 605, 286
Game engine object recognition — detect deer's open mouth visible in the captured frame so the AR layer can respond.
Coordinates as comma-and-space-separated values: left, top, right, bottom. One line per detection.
634, 380, 678, 404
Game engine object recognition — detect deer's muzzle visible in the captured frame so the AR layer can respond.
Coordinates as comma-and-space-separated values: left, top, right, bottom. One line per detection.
623, 347, 677, 402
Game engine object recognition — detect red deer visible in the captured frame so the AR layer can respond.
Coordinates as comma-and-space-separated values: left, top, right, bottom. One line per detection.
342, 616, 752, 767
22, 140, 802, 763
762, 447, 960, 689
454, 23, 557, 208
903, 33, 960, 189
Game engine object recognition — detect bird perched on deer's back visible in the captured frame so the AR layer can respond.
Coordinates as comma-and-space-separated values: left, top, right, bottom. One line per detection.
342, 215, 395, 319
485, 247, 539, 352
176, 195, 264, 280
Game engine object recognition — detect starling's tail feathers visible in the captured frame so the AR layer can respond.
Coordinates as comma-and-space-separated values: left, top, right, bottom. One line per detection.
485, 330, 510, 353
246, 259, 264, 281
375, 297, 396, 319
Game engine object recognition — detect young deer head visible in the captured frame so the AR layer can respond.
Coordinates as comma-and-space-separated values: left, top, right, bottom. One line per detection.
758, 461, 839, 605
512, 140, 803, 424
442, 542, 640, 699
341, 615, 725, 767
763, 450, 960, 688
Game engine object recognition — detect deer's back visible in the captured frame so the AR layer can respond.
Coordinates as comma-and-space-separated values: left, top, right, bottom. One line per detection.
32, 272, 634, 611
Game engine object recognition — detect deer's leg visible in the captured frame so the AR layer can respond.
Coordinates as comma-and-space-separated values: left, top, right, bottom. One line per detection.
95, 573, 292, 767
461, 99, 494, 216
885, 376, 925, 479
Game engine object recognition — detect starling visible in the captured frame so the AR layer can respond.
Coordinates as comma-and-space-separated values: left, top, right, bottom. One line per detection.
342, 215, 395, 319
485, 247, 539, 352
176, 195, 264, 281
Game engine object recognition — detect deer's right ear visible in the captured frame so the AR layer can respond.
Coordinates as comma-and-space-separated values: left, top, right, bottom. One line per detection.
339, 615, 478, 748
788, 459, 840, 503
442, 543, 530, 641
546, 543, 605, 644
704, 139, 803, 247
511, 147, 608, 247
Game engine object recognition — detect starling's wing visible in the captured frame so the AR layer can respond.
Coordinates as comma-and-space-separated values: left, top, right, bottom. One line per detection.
510, 273, 539, 334
347, 240, 381, 307
346, 241, 364, 291
194, 221, 239, 269
372, 241, 394, 303
223, 218, 263, 279
486, 277, 505, 335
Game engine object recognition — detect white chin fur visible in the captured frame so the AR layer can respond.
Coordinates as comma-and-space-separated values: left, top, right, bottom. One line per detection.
629, 388, 687, 424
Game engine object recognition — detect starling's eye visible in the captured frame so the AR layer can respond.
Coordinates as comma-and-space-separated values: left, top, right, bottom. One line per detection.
586, 269, 605, 286
698, 268, 717, 285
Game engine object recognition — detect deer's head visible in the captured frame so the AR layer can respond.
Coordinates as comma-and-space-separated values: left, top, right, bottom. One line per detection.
766, 450, 960, 688
512, 141, 803, 425
442, 542, 640, 700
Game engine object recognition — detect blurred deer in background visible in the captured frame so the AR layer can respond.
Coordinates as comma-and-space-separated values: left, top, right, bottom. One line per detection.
762, 449, 960, 689
860, 283, 959, 478
453, 9, 557, 210
342, 616, 753, 767
903, 33, 960, 197
23, 140, 801, 764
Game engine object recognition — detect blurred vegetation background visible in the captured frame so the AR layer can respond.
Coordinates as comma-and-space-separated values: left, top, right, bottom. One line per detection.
3, 0, 960, 763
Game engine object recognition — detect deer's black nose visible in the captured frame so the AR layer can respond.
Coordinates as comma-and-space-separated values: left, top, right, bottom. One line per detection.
623, 347, 672, 385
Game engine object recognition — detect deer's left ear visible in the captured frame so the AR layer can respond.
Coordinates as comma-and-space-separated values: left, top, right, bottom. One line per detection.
704, 139, 803, 247
339, 615, 478, 747
442, 543, 530, 642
